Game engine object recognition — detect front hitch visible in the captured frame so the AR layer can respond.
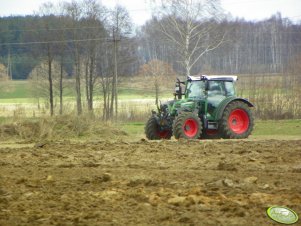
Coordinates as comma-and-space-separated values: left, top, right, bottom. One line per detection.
151, 103, 172, 131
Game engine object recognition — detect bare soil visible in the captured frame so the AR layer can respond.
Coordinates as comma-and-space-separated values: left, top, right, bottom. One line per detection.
0, 139, 301, 226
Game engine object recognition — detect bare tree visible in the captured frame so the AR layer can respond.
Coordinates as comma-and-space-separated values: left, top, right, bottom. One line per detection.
81, 0, 107, 113
55, 1, 69, 115
63, 1, 83, 115
28, 60, 67, 111
139, 59, 177, 105
154, 0, 225, 76
98, 43, 113, 121
37, 2, 57, 116
107, 5, 132, 119
28, 61, 48, 110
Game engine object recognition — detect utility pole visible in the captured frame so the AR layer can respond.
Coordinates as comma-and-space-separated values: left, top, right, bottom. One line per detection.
113, 27, 120, 120
113, 7, 120, 120
7, 48, 12, 80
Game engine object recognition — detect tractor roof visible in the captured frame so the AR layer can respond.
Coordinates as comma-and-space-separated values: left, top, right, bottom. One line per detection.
188, 75, 238, 82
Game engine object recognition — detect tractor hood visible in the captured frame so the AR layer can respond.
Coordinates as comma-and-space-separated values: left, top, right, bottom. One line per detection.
163, 99, 198, 115
179, 101, 196, 111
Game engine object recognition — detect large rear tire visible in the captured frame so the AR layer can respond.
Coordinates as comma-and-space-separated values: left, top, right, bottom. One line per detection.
219, 101, 254, 139
145, 116, 172, 140
173, 112, 202, 139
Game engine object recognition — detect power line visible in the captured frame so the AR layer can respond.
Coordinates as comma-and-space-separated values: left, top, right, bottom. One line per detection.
1, 25, 301, 35
3, 39, 301, 48
0, 25, 104, 34
0, 37, 132, 46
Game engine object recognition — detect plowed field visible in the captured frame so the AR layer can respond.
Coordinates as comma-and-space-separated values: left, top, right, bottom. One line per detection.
1, 139, 301, 225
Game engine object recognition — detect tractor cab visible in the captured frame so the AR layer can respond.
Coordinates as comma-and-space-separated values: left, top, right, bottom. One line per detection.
182, 75, 237, 98
175, 75, 237, 98
176, 75, 238, 116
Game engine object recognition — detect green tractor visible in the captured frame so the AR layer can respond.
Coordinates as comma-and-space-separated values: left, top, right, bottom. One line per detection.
145, 75, 254, 140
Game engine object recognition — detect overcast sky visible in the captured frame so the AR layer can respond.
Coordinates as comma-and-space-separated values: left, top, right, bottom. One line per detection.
0, 0, 300, 25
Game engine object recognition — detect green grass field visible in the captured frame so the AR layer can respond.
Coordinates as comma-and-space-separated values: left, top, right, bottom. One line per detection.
252, 120, 301, 138
121, 120, 301, 140
0, 80, 167, 102
0, 80, 31, 99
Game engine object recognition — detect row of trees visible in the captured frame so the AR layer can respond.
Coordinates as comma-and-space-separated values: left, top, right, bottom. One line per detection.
139, 12, 301, 75
0, 0, 136, 119
1, 2, 300, 78
0, 0, 300, 119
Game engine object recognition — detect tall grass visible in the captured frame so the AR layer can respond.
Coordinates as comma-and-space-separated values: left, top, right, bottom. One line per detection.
237, 74, 301, 119
0, 114, 128, 141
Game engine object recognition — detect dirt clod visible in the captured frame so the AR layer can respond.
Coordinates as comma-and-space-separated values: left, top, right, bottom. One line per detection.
244, 176, 258, 184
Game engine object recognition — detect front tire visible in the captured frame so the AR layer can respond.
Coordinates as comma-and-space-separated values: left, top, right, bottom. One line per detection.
145, 116, 172, 140
219, 101, 254, 139
173, 112, 202, 139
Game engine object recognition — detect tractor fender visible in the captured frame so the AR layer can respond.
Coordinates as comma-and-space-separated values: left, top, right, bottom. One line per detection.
215, 98, 254, 120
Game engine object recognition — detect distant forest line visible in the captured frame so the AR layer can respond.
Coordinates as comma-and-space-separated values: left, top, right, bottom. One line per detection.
0, 12, 300, 80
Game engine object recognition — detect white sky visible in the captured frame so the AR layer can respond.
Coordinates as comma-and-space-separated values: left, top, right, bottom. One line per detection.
0, 0, 300, 25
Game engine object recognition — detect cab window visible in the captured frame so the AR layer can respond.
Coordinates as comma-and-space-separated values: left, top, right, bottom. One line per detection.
208, 81, 226, 96
224, 82, 235, 96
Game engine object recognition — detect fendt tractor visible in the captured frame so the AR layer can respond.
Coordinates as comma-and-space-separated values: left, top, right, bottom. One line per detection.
145, 75, 254, 140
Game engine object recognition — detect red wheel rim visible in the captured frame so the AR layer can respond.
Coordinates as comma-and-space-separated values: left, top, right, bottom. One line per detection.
183, 119, 198, 138
157, 130, 169, 139
228, 109, 249, 134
